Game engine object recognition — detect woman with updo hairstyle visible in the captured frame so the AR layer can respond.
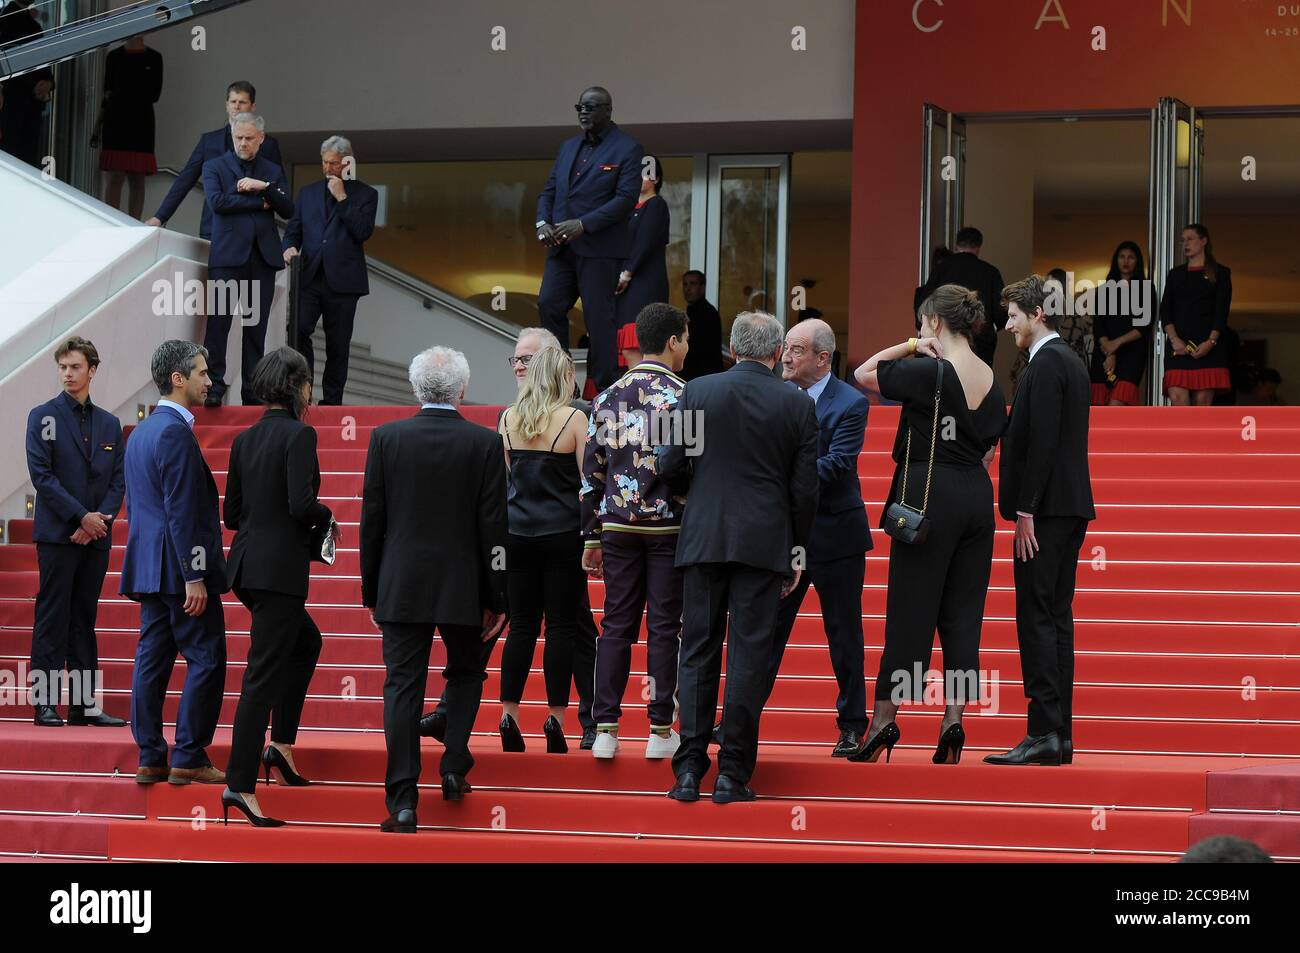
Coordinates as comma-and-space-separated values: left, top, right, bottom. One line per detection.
853, 284, 1006, 766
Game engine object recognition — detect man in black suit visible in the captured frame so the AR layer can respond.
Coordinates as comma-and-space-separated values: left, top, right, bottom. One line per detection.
283, 135, 379, 404
986, 275, 1095, 767
536, 86, 643, 392
916, 226, 1006, 368
200, 111, 293, 406
660, 312, 819, 803
681, 270, 724, 380
24, 337, 126, 727
761, 319, 871, 756
362, 347, 509, 832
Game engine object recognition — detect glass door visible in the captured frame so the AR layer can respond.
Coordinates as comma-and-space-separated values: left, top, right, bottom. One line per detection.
919, 104, 967, 285
705, 155, 790, 329
1148, 97, 1204, 404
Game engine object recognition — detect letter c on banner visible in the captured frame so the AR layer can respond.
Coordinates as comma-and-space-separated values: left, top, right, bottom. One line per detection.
913, 0, 943, 32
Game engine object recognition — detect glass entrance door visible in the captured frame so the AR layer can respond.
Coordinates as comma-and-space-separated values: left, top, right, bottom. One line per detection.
919, 104, 967, 285
705, 155, 790, 329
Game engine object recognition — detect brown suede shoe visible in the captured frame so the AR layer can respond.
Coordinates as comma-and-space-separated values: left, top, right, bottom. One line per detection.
136, 765, 169, 784
168, 765, 226, 786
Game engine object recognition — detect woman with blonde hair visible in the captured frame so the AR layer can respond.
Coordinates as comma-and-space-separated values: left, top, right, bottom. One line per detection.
496, 346, 590, 752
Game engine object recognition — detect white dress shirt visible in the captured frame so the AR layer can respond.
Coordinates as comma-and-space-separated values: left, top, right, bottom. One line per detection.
156, 398, 195, 429
804, 371, 832, 404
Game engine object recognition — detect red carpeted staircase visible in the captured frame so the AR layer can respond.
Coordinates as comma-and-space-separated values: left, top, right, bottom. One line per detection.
1, 403, 1298, 862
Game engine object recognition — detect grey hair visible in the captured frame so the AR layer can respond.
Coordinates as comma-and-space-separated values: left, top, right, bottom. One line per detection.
807, 319, 836, 358
516, 327, 561, 350
320, 135, 353, 158
730, 311, 785, 360
151, 340, 207, 395
231, 112, 265, 133
409, 346, 470, 405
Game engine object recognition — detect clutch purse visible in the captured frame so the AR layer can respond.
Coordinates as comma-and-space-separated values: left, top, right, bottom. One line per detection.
883, 360, 943, 546
311, 517, 338, 566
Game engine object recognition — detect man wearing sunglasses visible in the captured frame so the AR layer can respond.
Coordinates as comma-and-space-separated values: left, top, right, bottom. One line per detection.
536, 87, 644, 395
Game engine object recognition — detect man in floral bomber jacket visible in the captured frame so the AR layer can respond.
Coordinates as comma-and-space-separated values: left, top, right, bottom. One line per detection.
580, 302, 692, 761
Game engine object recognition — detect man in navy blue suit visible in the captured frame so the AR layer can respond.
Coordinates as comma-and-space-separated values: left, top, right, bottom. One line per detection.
536, 86, 643, 391
146, 81, 282, 237
200, 111, 294, 406
120, 341, 228, 785
24, 337, 126, 728
283, 135, 379, 404
761, 318, 873, 756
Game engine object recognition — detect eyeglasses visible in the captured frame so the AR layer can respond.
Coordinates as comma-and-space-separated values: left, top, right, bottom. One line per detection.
507, 354, 534, 368
574, 102, 609, 113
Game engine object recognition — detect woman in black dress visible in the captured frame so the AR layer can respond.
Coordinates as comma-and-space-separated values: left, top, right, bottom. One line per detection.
1160, 224, 1232, 406
221, 348, 336, 826
94, 37, 163, 219
613, 155, 670, 371
853, 285, 1006, 765
1091, 241, 1148, 406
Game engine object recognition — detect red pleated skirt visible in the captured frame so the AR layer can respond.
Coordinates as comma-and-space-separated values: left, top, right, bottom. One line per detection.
616, 323, 640, 368
1162, 368, 1230, 395
99, 149, 157, 174
1091, 380, 1141, 406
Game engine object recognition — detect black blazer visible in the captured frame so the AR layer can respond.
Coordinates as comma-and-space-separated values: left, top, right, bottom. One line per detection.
999, 338, 1096, 522
360, 408, 509, 626
917, 251, 1007, 364
282, 178, 379, 295
660, 360, 819, 575
223, 410, 331, 598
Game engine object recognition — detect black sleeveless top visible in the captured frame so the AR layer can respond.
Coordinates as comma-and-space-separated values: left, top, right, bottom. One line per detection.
504, 407, 582, 537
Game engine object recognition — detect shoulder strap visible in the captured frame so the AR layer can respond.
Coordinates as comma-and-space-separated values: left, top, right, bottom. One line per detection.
550, 407, 580, 451
898, 359, 944, 515
500, 407, 514, 450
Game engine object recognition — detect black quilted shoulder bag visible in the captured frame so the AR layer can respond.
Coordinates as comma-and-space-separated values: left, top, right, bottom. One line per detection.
883, 360, 943, 545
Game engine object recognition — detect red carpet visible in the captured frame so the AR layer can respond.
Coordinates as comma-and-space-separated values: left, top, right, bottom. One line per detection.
1, 403, 1298, 861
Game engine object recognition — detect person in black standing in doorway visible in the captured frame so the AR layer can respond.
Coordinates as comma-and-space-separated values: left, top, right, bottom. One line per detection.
986, 275, 1095, 766
93, 36, 163, 220
915, 227, 1007, 368
1091, 241, 1148, 406
680, 270, 724, 380
1161, 224, 1232, 406
221, 348, 336, 827
854, 286, 1006, 765
0, 1, 54, 167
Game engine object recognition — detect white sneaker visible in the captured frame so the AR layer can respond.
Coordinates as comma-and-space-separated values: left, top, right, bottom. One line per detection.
592, 731, 620, 759
645, 729, 680, 759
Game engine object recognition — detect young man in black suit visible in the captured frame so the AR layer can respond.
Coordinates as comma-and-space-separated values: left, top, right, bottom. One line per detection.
659, 312, 819, 803
986, 275, 1095, 766
361, 347, 509, 832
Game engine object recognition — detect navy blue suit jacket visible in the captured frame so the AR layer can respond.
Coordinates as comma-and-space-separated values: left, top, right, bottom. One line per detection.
202, 150, 294, 270
119, 405, 227, 598
152, 126, 282, 239
25, 394, 125, 551
536, 124, 643, 259
803, 374, 873, 562
282, 178, 378, 295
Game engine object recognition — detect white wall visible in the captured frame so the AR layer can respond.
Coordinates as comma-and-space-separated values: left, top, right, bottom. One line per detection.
145, 0, 854, 165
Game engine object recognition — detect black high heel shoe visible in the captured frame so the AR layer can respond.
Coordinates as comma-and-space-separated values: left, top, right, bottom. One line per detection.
847, 722, 900, 763
932, 723, 965, 764
543, 715, 568, 754
221, 788, 285, 828
499, 713, 526, 752
261, 745, 311, 786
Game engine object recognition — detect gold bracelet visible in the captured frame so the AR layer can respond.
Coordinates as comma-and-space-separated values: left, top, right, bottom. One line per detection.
907, 337, 918, 355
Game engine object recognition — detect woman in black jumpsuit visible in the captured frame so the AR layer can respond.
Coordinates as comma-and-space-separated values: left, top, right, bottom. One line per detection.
853, 285, 1006, 764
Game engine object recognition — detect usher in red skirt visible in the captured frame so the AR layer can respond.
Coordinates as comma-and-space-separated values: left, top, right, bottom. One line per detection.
1162, 368, 1230, 394
1091, 380, 1141, 406
99, 149, 157, 174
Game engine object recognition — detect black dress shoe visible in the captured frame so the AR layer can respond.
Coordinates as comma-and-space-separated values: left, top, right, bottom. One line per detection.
712, 774, 757, 804
832, 729, 865, 758
67, 708, 126, 727
1062, 739, 1074, 765
984, 732, 1062, 766
380, 809, 418, 833
579, 726, 597, 750
668, 772, 700, 802
33, 705, 63, 727
442, 774, 471, 801
710, 722, 722, 746
499, 713, 526, 752
419, 711, 446, 742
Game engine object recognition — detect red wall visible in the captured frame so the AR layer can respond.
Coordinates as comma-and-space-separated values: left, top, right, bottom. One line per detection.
850, 0, 1300, 364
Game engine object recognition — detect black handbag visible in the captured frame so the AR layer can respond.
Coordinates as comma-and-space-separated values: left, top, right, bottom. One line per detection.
883, 360, 943, 545
311, 516, 338, 566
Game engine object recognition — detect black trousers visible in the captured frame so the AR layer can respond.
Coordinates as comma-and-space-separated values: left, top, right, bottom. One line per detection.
672, 562, 782, 785
876, 465, 994, 705
225, 588, 323, 793
499, 532, 588, 708
30, 543, 110, 708
206, 254, 278, 404
382, 621, 485, 813
1014, 516, 1088, 739
296, 271, 360, 405
763, 553, 867, 733
536, 246, 621, 390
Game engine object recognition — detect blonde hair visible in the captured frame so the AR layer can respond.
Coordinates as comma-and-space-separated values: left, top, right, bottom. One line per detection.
509, 346, 574, 441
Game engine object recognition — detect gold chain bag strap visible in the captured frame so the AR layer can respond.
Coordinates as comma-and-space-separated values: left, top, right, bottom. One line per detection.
883, 360, 943, 544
